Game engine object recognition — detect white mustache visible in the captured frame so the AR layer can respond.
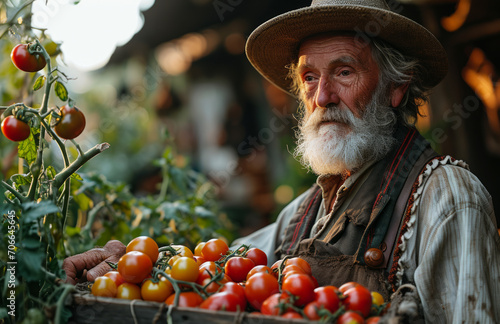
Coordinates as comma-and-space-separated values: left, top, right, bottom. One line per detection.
303, 106, 357, 130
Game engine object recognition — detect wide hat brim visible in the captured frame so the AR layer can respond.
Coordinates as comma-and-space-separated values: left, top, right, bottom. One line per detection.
246, 5, 448, 95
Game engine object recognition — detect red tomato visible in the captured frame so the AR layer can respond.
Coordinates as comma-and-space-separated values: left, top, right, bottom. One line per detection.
245, 248, 267, 266
201, 238, 229, 261
126, 236, 159, 263
11, 43, 46, 72
141, 278, 173, 302
343, 285, 373, 318
281, 273, 316, 307
1, 116, 30, 142
199, 291, 242, 312
246, 265, 272, 280
194, 255, 206, 266
91, 276, 117, 298
220, 282, 247, 310
54, 105, 86, 140
165, 291, 204, 307
244, 272, 280, 311
339, 281, 360, 293
303, 301, 322, 320
170, 256, 199, 282
224, 256, 255, 282
116, 282, 141, 300
117, 251, 153, 284
366, 316, 381, 324
196, 261, 218, 284
337, 310, 365, 324
103, 271, 125, 287
285, 257, 312, 276
261, 293, 288, 316
281, 310, 303, 319
314, 285, 341, 313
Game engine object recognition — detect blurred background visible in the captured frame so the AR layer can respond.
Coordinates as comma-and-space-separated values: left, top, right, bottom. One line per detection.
1, 0, 499, 238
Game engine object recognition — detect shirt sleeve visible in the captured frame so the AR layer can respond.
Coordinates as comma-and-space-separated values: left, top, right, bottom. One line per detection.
230, 189, 312, 266
413, 164, 500, 323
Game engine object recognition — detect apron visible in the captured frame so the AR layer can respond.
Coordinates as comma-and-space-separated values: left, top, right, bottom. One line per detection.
276, 125, 439, 301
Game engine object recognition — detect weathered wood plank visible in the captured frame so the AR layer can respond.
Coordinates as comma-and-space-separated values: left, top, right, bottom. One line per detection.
69, 294, 310, 324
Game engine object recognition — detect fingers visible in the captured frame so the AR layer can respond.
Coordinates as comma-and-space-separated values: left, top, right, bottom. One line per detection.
62, 240, 126, 284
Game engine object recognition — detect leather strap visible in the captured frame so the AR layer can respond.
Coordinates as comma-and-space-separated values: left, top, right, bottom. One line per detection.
382, 147, 440, 269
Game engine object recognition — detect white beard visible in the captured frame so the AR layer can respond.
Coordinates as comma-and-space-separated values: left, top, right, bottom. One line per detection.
294, 86, 398, 176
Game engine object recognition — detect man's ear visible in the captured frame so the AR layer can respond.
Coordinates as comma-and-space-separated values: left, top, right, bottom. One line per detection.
391, 82, 410, 108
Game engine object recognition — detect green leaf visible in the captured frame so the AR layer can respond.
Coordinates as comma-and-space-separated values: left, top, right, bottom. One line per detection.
17, 248, 45, 281
10, 174, 32, 186
70, 172, 83, 181
33, 75, 46, 91
22, 201, 60, 223
54, 81, 68, 101
18, 131, 38, 164
194, 206, 215, 218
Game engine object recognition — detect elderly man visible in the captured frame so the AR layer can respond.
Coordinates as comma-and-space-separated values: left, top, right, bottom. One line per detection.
234, 0, 500, 322
64, 0, 500, 322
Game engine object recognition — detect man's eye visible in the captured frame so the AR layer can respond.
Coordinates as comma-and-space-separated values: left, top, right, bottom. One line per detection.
303, 75, 315, 82
340, 70, 351, 76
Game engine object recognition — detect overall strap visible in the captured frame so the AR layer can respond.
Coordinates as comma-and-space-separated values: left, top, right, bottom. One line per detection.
278, 185, 323, 256
355, 126, 435, 264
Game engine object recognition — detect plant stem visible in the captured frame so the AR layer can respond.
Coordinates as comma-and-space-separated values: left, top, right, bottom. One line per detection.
1, 180, 26, 203
52, 143, 110, 190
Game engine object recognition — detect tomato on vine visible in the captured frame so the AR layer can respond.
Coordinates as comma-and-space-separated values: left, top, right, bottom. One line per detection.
91, 276, 117, 298
170, 256, 199, 282
126, 236, 159, 263
245, 248, 268, 266
244, 272, 280, 310
116, 282, 142, 300
201, 238, 229, 261
199, 291, 242, 312
281, 273, 316, 307
11, 43, 46, 72
165, 291, 204, 307
343, 284, 373, 318
141, 278, 173, 302
53, 105, 86, 140
224, 256, 255, 282
117, 251, 153, 284
1, 116, 30, 142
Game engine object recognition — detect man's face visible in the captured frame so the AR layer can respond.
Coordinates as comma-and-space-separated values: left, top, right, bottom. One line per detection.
293, 34, 397, 176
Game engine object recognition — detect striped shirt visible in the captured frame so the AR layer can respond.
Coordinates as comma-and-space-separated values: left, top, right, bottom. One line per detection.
232, 156, 500, 323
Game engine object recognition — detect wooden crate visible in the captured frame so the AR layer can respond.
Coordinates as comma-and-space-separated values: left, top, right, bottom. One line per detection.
70, 294, 311, 324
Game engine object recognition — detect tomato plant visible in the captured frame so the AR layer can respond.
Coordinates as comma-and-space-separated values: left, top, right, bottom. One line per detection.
117, 251, 153, 284
11, 43, 46, 72
91, 276, 117, 298
53, 105, 86, 139
1, 115, 30, 141
224, 256, 255, 282
126, 236, 159, 263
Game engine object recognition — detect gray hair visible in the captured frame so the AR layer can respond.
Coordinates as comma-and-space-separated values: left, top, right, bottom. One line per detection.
287, 37, 431, 127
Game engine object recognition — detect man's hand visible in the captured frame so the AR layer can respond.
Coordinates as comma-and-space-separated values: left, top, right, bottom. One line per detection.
63, 240, 126, 284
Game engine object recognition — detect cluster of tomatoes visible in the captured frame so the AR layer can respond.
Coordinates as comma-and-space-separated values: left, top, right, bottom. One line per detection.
91, 236, 387, 323
1, 43, 86, 142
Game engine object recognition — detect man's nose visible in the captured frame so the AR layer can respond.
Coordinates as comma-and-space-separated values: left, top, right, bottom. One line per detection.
314, 77, 340, 109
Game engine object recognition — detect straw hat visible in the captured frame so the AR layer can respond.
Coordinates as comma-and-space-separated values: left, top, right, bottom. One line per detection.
246, 0, 448, 94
